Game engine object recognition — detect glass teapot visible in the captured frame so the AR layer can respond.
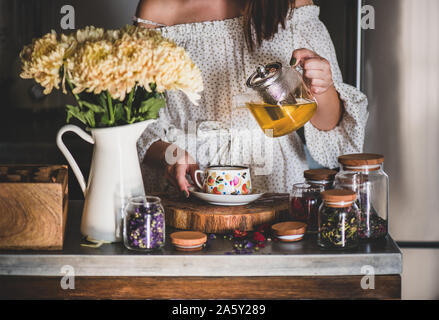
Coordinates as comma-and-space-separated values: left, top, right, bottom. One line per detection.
240, 62, 317, 138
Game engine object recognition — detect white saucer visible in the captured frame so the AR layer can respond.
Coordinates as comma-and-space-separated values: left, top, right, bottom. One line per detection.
189, 188, 265, 206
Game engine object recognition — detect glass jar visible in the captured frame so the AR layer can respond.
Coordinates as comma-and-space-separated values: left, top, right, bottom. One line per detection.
334, 154, 388, 240
318, 189, 360, 249
289, 183, 324, 232
304, 169, 337, 190
123, 196, 165, 251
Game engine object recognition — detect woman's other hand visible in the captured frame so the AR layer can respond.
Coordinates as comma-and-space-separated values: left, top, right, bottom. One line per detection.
145, 140, 199, 197
164, 151, 199, 198
290, 48, 334, 95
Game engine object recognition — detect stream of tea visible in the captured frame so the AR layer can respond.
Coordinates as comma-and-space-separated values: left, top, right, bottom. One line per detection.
246, 98, 317, 137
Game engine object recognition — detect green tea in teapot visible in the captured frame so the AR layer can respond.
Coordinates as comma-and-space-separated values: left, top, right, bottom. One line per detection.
245, 62, 317, 137
246, 98, 317, 137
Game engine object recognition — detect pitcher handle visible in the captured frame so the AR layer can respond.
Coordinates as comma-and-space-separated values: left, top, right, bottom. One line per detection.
56, 125, 95, 196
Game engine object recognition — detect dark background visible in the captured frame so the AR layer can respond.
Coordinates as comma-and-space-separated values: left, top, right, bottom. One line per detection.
0, 0, 359, 200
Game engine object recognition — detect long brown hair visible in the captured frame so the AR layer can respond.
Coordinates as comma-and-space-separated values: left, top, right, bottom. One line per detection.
243, 0, 295, 51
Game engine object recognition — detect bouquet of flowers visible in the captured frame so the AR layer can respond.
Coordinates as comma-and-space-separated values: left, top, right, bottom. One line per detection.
19, 25, 203, 128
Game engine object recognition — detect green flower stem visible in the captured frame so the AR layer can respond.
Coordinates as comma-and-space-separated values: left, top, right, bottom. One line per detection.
65, 75, 84, 108
126, 86, 135, 122
107, 92, 115, 125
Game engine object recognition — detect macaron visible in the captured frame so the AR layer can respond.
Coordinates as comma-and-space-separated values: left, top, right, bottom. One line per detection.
170, 231, 207, 252
271, 222, 307, 242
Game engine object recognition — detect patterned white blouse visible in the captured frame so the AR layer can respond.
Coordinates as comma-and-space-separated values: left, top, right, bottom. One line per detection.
137, 5, 369, 194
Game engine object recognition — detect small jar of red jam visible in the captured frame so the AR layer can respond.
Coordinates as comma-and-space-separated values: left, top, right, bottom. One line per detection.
304, 169, 337, 190
289, 183, 324, 233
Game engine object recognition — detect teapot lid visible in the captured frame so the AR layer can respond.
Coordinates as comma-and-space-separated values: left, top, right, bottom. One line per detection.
246, 62, 283, 89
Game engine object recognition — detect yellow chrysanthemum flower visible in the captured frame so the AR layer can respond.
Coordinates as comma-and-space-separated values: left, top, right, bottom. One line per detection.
20, 25, 204, 104
19, 31, 66, 94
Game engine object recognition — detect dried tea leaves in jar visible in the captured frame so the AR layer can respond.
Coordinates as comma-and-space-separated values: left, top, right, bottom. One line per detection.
318, 189, 360, 249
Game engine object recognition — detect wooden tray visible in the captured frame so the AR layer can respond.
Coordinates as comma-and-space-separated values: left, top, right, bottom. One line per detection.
0, 165, 68, 250
159, 193, 289, 234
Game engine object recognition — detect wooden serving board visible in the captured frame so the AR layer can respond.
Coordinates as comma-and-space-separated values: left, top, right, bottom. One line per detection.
158, 193, 289, 234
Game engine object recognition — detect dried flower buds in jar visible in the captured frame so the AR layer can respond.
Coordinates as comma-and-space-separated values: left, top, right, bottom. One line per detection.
318, 189, 360, 249
123, 196, 165, 251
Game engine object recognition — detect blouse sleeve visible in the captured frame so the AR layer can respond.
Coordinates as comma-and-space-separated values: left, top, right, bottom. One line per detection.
137, 106, 194, 165
292, 7, 369, 169
137, 99, 223, 167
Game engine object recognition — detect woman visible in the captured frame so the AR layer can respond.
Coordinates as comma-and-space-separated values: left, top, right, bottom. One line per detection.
136, 0, 368, 196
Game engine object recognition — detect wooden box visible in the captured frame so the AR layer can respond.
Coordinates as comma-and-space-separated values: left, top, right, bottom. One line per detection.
0, 165, 68, 250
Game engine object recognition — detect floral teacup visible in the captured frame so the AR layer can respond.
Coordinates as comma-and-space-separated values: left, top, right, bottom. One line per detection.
194, 166, 252, 195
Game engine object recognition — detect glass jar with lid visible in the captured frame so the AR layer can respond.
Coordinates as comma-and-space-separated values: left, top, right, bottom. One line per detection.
334, 154, 388, 240
123, 196, 165, 251
304, 169, 337, 190
318, 189, 360, 249
289, 183, 324, 232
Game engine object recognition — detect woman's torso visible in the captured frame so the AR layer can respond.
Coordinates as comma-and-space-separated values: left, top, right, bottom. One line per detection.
142, 6, 322, 193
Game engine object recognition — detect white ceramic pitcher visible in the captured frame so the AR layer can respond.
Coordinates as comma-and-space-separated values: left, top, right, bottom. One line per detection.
56, 120, 154, 242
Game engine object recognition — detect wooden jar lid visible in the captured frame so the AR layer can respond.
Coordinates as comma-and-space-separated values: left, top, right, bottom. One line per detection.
338, 153, 384, 166
170, 231, 207, 251
271, 222, 307, 242
304, 169, 337, 181
321, 189, 357, 203
271, 222, 307, 236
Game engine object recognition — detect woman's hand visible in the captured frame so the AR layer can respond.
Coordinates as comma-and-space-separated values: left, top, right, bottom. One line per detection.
290, 48, 343, 131
164, 151, 199, 198
290, 48, 334, 95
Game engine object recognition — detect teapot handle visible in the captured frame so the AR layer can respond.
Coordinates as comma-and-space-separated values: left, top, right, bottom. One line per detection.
56, 125, 95, 196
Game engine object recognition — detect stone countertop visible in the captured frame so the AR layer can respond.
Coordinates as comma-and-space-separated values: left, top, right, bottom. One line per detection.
0, 200, 402, 277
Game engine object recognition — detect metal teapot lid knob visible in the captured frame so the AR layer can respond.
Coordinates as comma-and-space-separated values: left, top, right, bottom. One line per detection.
246, 62, 282, 89
256, 65, 268, 78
